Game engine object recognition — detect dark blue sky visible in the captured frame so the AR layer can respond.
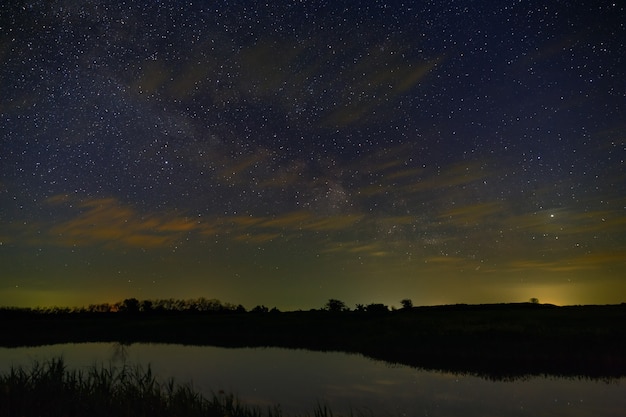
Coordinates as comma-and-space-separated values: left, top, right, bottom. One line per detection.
1, 1, 624, 309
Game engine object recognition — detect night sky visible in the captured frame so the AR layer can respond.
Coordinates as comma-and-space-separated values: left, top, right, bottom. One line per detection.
1, 1, 624, 310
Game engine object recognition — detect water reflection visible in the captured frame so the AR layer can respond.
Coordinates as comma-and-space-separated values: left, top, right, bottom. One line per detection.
110, 342, 130, 363
0, 343, 624, 416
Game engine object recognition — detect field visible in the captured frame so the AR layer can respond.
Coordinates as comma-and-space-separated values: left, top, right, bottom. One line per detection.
2, 303, 626, 380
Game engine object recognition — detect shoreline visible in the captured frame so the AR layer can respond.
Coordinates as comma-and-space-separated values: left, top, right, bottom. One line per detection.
3, 303, 625, 380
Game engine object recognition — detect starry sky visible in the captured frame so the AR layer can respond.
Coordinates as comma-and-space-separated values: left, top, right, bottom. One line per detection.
1, 1, 624, 310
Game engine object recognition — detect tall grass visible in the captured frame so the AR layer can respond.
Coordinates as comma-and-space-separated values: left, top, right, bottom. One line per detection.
0, 357, 297, 417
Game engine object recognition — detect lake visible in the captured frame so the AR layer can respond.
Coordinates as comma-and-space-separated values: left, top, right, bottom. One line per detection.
1, 342, 624, 416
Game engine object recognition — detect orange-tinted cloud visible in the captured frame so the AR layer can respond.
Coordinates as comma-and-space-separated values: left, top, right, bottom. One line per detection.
423, 255, 471, 266
46, 197, 186, 249
257, 211, 313, 229
300, 214, 365, 231
321, 241, 389, 258
233, 232, 282, 244
32, 195, 373, 250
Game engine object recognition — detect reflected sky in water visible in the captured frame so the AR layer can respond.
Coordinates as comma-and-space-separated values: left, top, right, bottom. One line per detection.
1, 343, 624, 416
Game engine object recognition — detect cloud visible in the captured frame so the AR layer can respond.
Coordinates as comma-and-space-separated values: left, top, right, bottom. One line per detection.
30, 196, 369, 250
48, 197, 184, 249
131, 59, 172, 95
503, 207, 626, 237
321, 241, 390, 258
438, 201, 504, 226
300, 214, 365, 231
226, 215, 265, 228
232, 34, 445, 128
229, 211, 364, 235
406, 161, 489, 193
166, 54, 217, 100
256, 211, 313, 229
351, 152, 492, 208
424, 256, 465, 264
156, 218, 199, 233
323, 45, 443, 126
216, 149, 273, 186
505, 250, 626, 273
233, 232, 282, 244
238, 39, 313, 99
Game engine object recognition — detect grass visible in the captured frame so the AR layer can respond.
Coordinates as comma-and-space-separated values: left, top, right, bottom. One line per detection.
0, 357, 351, 417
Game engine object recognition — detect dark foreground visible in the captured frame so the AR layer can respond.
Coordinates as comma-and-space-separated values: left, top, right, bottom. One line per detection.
0, 357, 325, 417
2, 303, 625, 380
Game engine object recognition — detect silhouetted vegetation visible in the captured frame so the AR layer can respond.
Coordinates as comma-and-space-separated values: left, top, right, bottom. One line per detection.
2, 300, 626, 380
323, 299, 348, 313
0, 357, 350, 417
363, 303, 388, 313
0, 297, 251, 316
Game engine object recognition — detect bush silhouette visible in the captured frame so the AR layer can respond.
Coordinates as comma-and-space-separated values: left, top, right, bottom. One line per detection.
119, 298, 140, 314
325, 299, 348, 312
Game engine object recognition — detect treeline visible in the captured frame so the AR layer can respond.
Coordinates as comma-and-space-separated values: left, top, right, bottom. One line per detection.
0, 297, 561, 318
0, 298, 248, 316
326, 298, 414, 312
0, 297, 415, 317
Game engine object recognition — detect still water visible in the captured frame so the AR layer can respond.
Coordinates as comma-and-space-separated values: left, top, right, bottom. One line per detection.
1, 343, 624, 416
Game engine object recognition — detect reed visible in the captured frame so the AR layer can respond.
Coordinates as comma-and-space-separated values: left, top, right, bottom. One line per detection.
0, 357, 310, 417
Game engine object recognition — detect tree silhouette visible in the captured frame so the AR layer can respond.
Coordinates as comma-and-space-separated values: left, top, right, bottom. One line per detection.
325, 299, 348, 312
251, 305, 269, 313
365, 303, 388, 313
140, 300, 153, 313
400, 299, 413, 309
119, 298, 140, 314
87, 303, 112, 313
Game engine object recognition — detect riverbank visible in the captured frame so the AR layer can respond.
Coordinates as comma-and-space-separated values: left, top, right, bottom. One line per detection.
2, 303, 625, 380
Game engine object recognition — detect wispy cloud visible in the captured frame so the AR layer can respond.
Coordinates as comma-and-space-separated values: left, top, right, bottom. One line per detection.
25, 196, 367, 250
216, 149, 272, 186
405, 161, 489, 193
47, 197, 184, 248
438, 201, 504, 226
256, 211, 313, 229
323, 49, 443, 126
423, 255, 473, 270
300, 214, 365, 231
506, 250, 626, 273
233, 232, 282, 244
321, 241, 390, 258
503, 207, 626, 237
